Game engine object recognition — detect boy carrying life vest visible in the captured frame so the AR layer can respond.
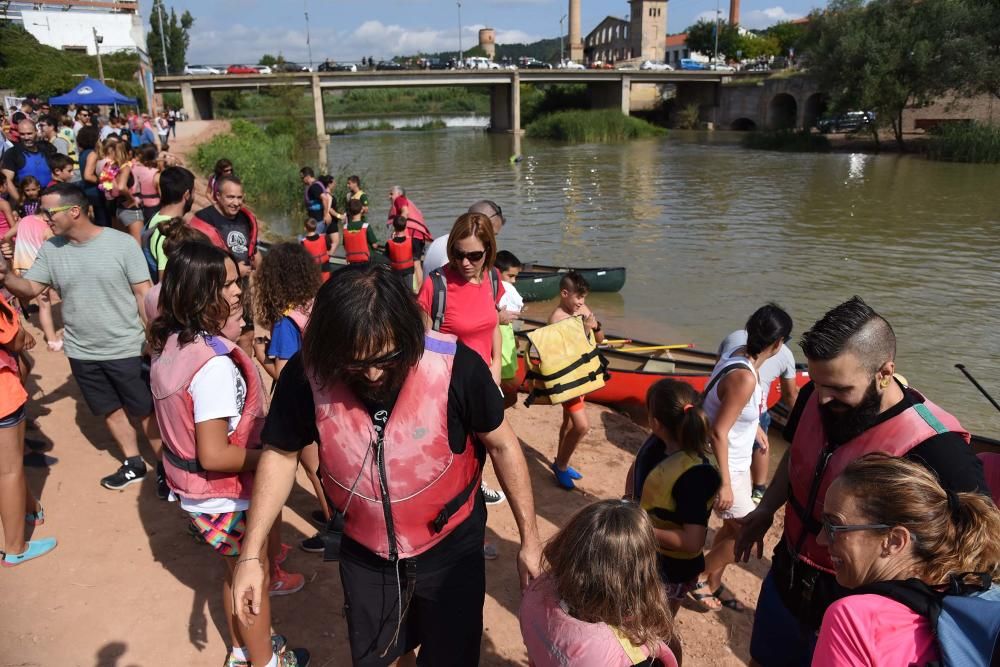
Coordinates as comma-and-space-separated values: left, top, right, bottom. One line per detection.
341, 198, 378, 264
300, 219, 331, 282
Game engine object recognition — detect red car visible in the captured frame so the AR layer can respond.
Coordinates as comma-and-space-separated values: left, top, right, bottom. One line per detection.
226, 64, 258, 75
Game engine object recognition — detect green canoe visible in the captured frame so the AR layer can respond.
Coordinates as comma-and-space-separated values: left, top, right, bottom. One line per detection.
520, 263, 627, 293
516, 272, 563, 302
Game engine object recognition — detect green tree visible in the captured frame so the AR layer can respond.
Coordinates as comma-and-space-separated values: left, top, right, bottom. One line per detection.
807, 0, 977, 150
957, 0, 1000, 99
147, 0, 194, 75
259, 54, 277, 67
736, 33, 780, 59
765, 21, 809, 57
685, 19, 741, 60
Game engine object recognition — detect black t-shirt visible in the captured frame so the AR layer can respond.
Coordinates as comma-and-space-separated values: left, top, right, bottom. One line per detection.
0, 142, 56, 179
784, 381, 987, 495
194, 205, 252, 263
305, 182, 325, 220
263, 343, 505, 572
657, 463, 721, 584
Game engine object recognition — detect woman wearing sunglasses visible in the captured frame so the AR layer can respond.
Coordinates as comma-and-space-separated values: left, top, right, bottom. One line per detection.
417, 211, 504, 385
813, 453, 1000, 667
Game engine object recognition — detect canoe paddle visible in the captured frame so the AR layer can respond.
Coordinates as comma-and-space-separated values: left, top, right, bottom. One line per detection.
617, 344, 695, 353
955, 364, 1000, 413
601, 339, 633, 346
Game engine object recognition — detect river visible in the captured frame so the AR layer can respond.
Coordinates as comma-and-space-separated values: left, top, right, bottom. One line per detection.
266, 128, 1000, 434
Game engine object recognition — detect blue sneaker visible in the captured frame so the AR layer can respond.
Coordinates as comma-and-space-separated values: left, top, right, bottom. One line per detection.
1, 537, 57, 567
565, 466, 583, 480
551, 463, 576, 490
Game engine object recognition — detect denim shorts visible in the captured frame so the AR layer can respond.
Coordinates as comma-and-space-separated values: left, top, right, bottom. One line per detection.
0, 404, 26, 429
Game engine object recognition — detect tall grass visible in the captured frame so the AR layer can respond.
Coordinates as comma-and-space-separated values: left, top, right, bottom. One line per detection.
927, 122, 1000, 163
526, 110, 666, 142
741, 129, 831, 152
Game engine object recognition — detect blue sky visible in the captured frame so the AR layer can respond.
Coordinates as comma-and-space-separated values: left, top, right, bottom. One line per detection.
151, 0, 821, 65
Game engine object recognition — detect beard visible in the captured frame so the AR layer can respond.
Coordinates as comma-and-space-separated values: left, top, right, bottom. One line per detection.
345, 363, 408, 408
818, 377, 883, 445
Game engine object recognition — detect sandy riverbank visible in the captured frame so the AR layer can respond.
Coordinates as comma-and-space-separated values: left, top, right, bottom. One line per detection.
1, 120, 784, 665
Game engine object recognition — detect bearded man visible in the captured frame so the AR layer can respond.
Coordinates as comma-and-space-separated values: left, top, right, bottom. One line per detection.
734, 296, 988, 667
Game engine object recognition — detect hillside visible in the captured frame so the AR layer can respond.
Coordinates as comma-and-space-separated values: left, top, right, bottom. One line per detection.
0, 24, 144, 102
419, 36, 563, 64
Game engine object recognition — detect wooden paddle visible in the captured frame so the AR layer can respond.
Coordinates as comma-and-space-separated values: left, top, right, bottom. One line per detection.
617, 344, 694, 353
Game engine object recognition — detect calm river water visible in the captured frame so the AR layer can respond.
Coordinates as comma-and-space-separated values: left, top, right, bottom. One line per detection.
267, 129, 1000, 434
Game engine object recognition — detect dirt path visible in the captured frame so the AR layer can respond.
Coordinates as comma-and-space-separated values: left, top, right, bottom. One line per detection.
1, 120, 785, 665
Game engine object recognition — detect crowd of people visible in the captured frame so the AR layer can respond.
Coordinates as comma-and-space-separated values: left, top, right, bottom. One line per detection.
0, 102, 997, 667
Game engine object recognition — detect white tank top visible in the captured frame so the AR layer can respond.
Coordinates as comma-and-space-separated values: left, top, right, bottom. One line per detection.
702, 352, 763, 473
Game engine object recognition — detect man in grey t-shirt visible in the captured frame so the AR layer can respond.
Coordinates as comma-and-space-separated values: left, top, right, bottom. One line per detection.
0, 183, 163, 492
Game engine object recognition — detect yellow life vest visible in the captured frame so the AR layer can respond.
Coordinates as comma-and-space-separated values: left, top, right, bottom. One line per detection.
640, 449, 719, 559
58, 127, 78, 166
523, 316, 608, 406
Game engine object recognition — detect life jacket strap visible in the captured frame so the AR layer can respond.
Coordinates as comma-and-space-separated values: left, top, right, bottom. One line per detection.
163, 445, 205, 473
430, 463, 483, 534
525, 348, 602, 383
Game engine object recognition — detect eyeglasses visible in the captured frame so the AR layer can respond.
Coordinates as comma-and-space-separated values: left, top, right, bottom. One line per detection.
821, 518, 892, 539
38, 205, 77, 220
452, 250, 486, 263
342, 349, 402, 373
483, 200, 503, 221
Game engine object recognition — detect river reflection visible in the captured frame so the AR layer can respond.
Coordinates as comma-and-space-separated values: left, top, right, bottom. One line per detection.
264, 128, 1000, 433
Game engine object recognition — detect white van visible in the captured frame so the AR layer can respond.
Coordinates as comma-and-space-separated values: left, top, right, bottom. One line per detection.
465, 56, 500, 70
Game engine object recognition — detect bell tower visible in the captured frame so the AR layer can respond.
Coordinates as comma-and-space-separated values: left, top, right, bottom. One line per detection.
629, 0, 668, 62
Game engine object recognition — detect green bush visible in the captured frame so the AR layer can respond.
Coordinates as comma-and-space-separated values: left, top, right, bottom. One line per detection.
521, 84, 591, 126
675, 104, 701, 130
525, 110, 666, 142
741, 129, 831, 152
927, 122, 1000, 163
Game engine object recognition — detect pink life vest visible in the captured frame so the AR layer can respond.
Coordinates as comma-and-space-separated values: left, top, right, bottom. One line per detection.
130, 162, 160, 208
786, 387, 969, 573
284, 306, 309, 334
520, 575, 678, 667
310, 330, 481, 560
151, 334, 266, 501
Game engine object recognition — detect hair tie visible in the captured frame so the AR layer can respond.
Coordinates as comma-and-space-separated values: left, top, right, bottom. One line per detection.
682, 403, 694, 413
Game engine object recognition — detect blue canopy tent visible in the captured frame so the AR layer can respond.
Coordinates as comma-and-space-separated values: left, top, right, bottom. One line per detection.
49, 77, 137, 107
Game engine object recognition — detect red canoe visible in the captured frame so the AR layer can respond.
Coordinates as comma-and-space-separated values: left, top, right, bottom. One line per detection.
513, 319, 809, 414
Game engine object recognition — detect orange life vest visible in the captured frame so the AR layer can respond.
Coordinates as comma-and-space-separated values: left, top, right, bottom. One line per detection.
785, 387, 969, 573
309, 331, 482, 560
343, 223, 371, 264
300, 234, 330, 281
386, 231, 414, 272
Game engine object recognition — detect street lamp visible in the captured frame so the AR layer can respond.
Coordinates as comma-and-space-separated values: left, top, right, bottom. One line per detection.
93, 28, 105, 83
304, 0, 314, 69
559, 14, 567, 64
457, 1, 463, 67
155, 2, 169, 76
713, 0, 721, 67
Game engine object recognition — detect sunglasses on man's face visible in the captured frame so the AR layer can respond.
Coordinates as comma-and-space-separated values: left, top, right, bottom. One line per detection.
453, 250, 485, 263
483, 200, 502, 221
342, 349, 402, 373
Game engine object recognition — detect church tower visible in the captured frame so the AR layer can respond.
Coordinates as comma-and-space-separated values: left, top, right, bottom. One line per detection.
629, 0, 668, 62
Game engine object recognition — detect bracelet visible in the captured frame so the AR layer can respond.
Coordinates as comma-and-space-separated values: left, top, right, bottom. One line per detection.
236, 557, 262, 566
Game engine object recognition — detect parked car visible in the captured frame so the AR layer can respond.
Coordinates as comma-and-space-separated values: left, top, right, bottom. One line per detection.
557, 60, 586, 70
254, 65, 273, 74
184, 64, 221, 75
741, 62, 770, 73
375, 61, 405, 71
465, 56, 501, 70
616, 63, 639, 70
226, 64, 258, 75
816, 111, 876, 134
679, 58, 707, 71
425, 58, 448, 70
276, 61, 311, 72
640, 60, 674, 71
707, 62, 735, 72
588, 61, 615, 69
519, 57, 552, 69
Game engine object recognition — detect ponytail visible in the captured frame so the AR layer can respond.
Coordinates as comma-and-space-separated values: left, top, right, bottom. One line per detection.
745, 302, 793, 357
646, 379, 710, 457
839, 453, 1000, 585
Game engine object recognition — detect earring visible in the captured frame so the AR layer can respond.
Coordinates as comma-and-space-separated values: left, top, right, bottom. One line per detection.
880, 377, 890, 389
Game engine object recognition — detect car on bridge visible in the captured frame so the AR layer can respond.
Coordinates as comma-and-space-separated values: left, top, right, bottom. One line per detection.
557, 60, 586, 70
254, 65, 273, 75
707, 62, 735, 72
518, 57, 552, 69
226, 64, 258, 75
184, 64, 221, 75
680, 58, 707, 70
376, 61, 406, 71
276, 61, 312, 72
640, 60, 674, 71
816, 111, 876, 134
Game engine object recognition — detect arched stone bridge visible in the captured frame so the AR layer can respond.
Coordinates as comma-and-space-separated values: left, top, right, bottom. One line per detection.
715, 75, 826, 131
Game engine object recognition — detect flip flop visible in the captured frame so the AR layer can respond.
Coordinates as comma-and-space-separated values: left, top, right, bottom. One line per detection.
713, 585, 746, 612
688, 580, 722, 611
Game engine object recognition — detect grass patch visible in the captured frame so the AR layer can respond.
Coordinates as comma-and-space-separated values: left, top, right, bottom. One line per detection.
0, 24, 145, 102
400, 119, 448, 131
521, 84, 591, 125
927, 122, 1000, 163
526, 110, 666, 142
741, 129, 831, 152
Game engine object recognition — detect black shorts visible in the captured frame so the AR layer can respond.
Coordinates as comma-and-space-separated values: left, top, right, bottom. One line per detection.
69, 356, 153, 417
340, 548, 486, 667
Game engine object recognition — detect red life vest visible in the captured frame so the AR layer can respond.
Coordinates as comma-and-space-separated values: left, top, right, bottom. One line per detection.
300, 235, 330, 281
309, 331, 482, 560
343, 223, 371, 264
519, 575, 678, 667
387, 198, 433, 242
386, 231, 414, 271
151, 334, 266, 501
190, 206, 261, 261
786, 387, 969, 573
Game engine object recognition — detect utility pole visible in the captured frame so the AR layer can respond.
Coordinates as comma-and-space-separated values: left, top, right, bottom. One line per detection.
559, 14, 567, 63
457, 1, 463, 67
93, 28, 105, 83
304, 0, 314, 69
713, 0, 721, 67
156, 1, 169, 76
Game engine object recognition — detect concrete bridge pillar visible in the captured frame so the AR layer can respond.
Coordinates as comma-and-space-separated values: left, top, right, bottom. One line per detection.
181, 82, 214, 121
311, 75, 330, 171
589, 76, 631, 115
489, 72, 521, 134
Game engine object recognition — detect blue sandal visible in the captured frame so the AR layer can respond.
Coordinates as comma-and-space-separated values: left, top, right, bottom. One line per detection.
1, 537, 57, 567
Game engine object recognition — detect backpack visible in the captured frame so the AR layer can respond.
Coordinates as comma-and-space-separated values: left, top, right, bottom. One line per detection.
427, 267, 499, 332
855, 573, 1000, 667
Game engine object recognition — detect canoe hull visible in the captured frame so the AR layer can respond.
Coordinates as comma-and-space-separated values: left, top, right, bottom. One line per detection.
521, 264, 627, 294
516, 273, 563, 302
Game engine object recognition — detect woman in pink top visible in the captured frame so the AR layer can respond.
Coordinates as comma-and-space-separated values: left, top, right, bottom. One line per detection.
814, 453, 1000, 667
417, 211, 504, 383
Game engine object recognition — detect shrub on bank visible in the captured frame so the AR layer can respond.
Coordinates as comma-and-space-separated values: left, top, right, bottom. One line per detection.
741, 129, 831, 152
927, 122, 1000, 163
526, 110, 666, 142
193, 120, 303, 215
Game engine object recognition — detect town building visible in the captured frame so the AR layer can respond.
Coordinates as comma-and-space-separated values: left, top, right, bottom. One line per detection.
0, 0, 145, 56
582, 0, 667, 65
